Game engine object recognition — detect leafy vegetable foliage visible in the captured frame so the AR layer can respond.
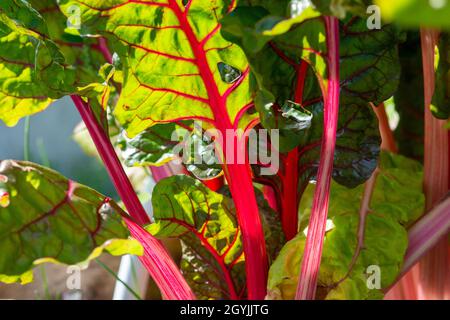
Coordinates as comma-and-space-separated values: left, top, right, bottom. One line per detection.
223, 3, 400, 189
118, 123, 180, 167
0, 0, 111, 127
267, 152, 425, 300
59, 0, 258, 136
147, 175, 245, 300
0, 160, 142, 284
147, 175, 285, 300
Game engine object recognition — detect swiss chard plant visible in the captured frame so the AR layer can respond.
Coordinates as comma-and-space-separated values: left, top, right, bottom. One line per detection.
0, 0, 448, 300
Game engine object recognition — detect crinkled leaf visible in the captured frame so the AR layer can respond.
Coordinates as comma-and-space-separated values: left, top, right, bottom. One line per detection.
225, 12, 400, 188
118, 121, 224, 180
375, 0, 450, 30
118, 123, 180, 167
59, 0, 258, 137
183, 129, 223, 180
0, 160, 142, 284
222, 6, 327, 153
147, 175, 285, 299
339, 17, 403, 107
0, 0, 111, 127
267, 152, 425, 300
0, 2, 68, 125
147, 175, 245, 300
298, 103, 381, 190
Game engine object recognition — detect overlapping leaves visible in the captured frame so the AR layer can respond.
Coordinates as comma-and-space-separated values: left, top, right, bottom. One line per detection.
223, 3, 400, 189
147, 175, 285, 299
0, 0, 111, 127
267, 152, 425, 300
0, 1, 69, 126
0, 160, 142, 284
59, 0, 257, 137
298, 103, 381, 190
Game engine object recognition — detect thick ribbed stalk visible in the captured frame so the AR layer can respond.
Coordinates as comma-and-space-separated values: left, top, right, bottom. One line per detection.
295, 16, 340, 300
402, 196, 450, 275
419, 28, 449, 300
224, 161, 268, 299
71, 95, 150, 225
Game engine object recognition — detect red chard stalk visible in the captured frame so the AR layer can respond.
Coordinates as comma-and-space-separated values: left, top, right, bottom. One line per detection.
296, 16, 341, 300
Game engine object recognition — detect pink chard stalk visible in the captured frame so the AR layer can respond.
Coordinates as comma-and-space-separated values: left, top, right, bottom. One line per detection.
417, 28, 449, 300
296, 16, 341, 300
71, 96, 195, 300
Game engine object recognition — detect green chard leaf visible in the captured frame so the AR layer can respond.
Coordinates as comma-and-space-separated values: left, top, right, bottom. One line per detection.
267, 152, 425, 300
224, 9, 400, 188
298, 102, 381, 190
59, 0, 258, 137
118, 122, 180, 167
117, 121, 225, 180
148, 175, 285, 299
147, 175, 245, 300
0, 0, 112, 127
0, 160, 142, 284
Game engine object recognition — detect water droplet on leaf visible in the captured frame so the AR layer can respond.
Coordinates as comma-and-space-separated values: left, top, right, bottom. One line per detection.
218, 62, 242, 84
